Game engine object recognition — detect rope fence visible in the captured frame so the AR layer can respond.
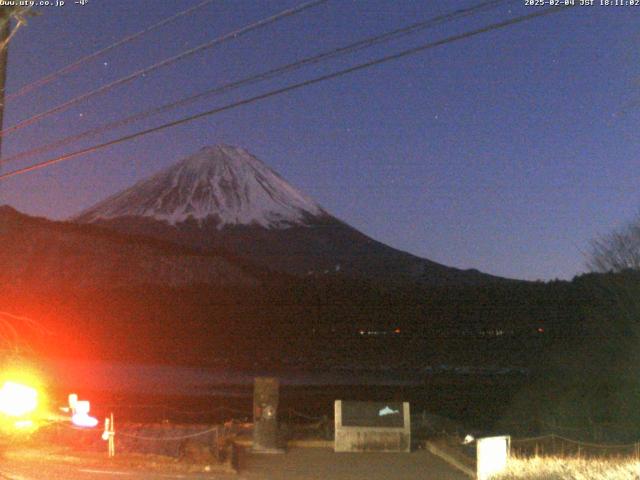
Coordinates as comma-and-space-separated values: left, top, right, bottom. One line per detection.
432, 429, 640, 460
511, 433, 640, 459
36, 402, 327, 455
117, 425, 220, 441
39, 420, 229, 458
286, 408, 324, 421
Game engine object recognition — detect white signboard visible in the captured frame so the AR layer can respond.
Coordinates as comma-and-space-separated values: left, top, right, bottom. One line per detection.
477, 436, 510, 480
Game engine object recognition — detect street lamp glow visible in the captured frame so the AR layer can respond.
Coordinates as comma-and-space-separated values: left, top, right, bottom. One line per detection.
0, 381, 38, 417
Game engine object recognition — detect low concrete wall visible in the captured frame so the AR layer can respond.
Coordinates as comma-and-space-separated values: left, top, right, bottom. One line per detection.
335, 429, 410, 452
425, 440, 475, 478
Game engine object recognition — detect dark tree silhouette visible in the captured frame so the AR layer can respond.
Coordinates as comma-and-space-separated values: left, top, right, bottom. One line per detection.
588, 214, 640, 273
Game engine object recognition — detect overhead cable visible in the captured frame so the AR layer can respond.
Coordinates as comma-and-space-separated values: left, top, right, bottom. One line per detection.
5, 0, 217, 101
0, 0, 328, 137
0, 0, 515, 167
0, 5, 570, 182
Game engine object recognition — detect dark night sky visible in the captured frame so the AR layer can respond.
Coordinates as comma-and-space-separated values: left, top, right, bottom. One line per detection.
0, 0, 638, 281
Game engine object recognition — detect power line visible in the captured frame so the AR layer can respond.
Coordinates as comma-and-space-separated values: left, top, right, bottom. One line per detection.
0, 7, 32, 161
0, 0, 515, 167
0, 0, 328, 138
5, 0, 217, 102
0, 5, 570, 182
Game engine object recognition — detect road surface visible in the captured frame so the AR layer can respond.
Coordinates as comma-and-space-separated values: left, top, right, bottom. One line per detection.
0, 447, 467, 479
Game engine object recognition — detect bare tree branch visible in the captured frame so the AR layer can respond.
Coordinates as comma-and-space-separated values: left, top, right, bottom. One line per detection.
587, 214, 640, 272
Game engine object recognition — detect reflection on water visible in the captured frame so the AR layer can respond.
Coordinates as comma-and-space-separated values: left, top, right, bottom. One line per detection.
42, 359, 427, 396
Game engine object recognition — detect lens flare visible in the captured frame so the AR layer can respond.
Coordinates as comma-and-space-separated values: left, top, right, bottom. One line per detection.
0, 381, 38, 417
14, 419, 34, 429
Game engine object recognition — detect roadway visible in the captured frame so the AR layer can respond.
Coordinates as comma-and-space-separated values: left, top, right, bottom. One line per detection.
0, 447, 468, 479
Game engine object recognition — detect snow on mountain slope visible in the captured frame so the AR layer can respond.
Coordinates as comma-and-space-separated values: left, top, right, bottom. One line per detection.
74, 145, 325, 228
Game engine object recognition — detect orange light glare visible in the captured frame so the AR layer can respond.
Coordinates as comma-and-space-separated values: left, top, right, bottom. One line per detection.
14, 419, 34, 429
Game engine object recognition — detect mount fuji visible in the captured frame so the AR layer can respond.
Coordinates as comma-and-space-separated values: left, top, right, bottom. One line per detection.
73, 145, 501, 284
76, 145, 325, 229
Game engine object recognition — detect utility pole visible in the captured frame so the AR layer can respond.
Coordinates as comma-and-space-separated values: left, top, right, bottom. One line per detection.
0, 8, 11, 162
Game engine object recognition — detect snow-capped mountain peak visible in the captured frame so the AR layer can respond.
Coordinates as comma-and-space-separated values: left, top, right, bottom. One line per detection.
74, 145, 325, 228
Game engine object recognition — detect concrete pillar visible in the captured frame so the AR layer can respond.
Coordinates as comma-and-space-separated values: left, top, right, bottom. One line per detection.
252, 377, 283, 453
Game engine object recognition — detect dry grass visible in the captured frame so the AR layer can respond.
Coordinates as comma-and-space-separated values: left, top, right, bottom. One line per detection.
492, 456, 640, 480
